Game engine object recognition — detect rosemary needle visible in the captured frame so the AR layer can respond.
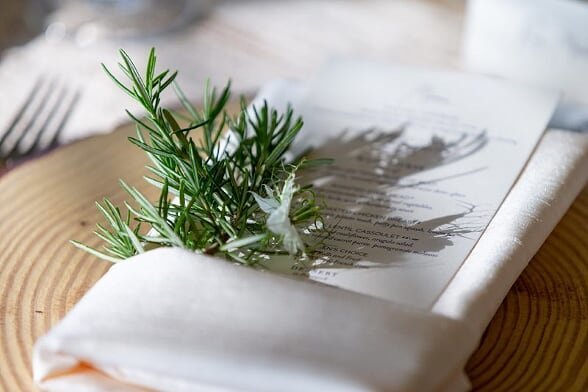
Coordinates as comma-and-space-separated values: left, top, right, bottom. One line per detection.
72, 48, 329, 266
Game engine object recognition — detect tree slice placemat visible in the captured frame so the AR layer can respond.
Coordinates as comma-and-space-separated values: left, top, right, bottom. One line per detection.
0, 122, 586, 391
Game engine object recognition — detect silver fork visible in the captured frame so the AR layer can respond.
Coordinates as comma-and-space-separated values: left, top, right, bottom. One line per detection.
0, 76, 81, 163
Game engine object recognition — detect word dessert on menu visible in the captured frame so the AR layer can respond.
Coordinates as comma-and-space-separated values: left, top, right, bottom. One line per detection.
263, 61, 558, 309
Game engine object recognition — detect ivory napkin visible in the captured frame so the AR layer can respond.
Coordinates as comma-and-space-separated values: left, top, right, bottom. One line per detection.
33, 80, 588, 390
33, 247, 479, 392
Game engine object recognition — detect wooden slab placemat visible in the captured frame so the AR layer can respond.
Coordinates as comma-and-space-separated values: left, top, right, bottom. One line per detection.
0, 122, 586, 391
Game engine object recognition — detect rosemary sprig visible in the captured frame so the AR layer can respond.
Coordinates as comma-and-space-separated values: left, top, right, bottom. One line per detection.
71, 48, 328, 266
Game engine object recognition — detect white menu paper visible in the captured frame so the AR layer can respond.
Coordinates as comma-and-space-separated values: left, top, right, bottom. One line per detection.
260, 61, 558, 309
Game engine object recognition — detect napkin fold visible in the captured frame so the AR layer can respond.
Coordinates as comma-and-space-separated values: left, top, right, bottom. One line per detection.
432, 129, 588, 333
34, 247, 478, 392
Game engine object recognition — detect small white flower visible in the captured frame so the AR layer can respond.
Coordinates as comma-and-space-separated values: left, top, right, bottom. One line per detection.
252, 175, 304, 255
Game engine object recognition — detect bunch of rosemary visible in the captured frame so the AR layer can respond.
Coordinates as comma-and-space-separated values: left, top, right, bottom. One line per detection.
72, 49, 328, 266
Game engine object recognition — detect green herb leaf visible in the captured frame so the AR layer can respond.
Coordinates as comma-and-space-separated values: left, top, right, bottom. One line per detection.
73, 48, 330, 266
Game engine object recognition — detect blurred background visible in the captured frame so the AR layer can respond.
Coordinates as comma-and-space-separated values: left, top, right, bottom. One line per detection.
0, 0, 587, 148
0, 0, 464, 146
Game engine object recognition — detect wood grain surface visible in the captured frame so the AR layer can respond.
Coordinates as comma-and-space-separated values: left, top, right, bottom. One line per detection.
0, 118, 586, 391
465, 190, 588, 391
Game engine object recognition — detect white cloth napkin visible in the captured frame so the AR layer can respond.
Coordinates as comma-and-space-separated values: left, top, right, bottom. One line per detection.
32, 76, 588, 390
432, 128, 588, 333
33, 247, 479, 392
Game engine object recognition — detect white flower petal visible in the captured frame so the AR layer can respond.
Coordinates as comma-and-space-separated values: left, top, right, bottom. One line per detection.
282, 225, 305, 255
266, 205, 290, 233
252, 192, 280, 213
256, 174, 304, 255
279, 176, 296, 211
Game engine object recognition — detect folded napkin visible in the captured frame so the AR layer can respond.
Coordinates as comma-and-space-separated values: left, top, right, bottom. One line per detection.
33, 247, 479, 392
32, 99, 588, 391
451, 0, 588, 337
432, 128, 588, 333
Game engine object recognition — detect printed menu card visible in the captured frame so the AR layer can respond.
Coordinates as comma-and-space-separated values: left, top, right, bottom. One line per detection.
262, 61, 558, 309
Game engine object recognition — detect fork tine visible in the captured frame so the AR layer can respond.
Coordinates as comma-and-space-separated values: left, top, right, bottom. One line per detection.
5, 78, 57, 158
14, 85, 70, 159
0, 77, 45, 149
47, 89, 81, 150
3, 77, 81, 163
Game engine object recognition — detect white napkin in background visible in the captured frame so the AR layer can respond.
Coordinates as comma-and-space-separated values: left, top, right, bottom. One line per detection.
33, 77, 588, 390
463, 0, 588, 133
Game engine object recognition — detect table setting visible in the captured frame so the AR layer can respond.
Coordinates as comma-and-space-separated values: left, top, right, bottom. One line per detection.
1, 0, 587, 391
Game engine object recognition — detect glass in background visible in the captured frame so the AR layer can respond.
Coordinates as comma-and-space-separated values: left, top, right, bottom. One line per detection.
46, 0, 212, 45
